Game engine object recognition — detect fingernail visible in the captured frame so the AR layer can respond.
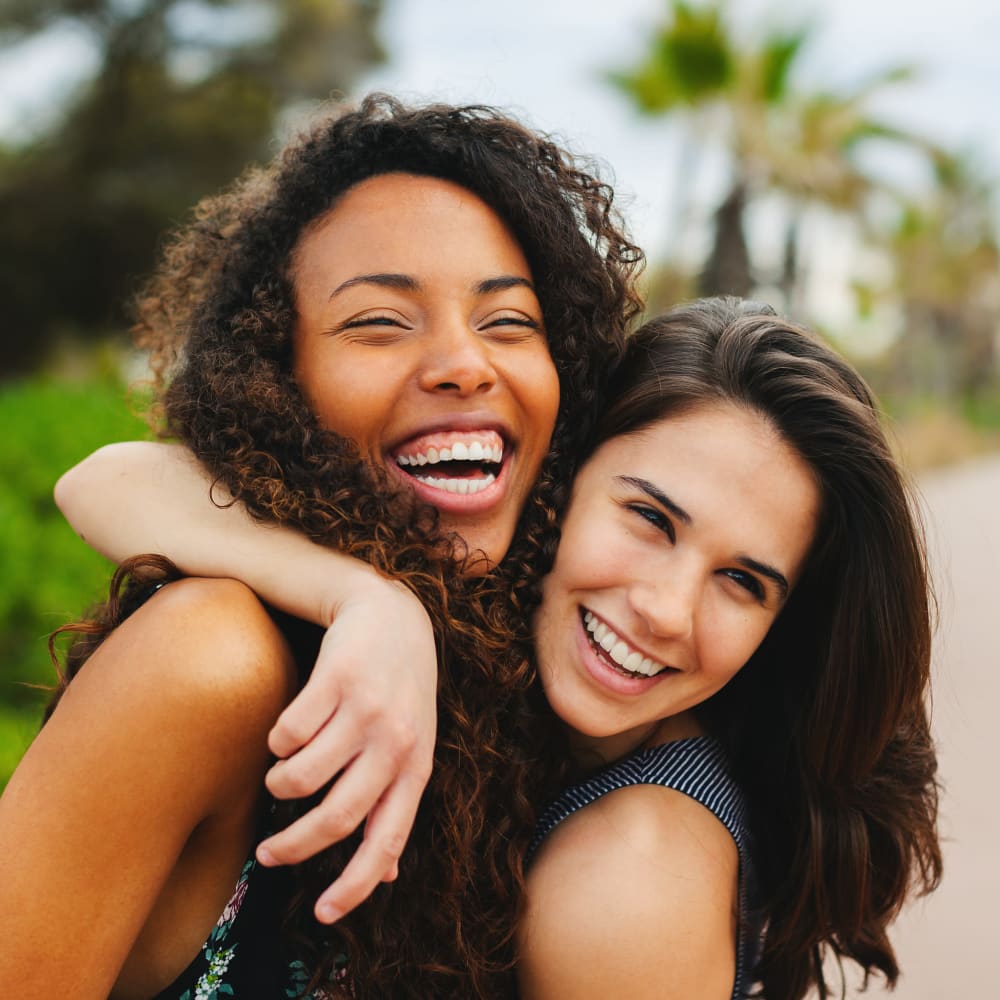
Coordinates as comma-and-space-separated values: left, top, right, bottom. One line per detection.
317, 902, 342, 924
256, 845, 276, 866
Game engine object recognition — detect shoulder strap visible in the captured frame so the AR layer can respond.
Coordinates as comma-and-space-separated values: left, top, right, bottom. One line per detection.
529, 737, 748, 858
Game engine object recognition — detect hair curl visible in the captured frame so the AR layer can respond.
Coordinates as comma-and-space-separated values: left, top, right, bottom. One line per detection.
52, 94, 643, 997
595, 297, 941, 999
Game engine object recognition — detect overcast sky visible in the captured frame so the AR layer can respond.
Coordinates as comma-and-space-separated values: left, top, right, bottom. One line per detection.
1, 0, 996, 334
356, 0, 1000, 258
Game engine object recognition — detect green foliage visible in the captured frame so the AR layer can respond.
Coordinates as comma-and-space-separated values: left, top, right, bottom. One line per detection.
607, 0, 941, 312
608, 0, 732, 113
758, 30, 808, 103
0, 0, 384, 375
0, 374, 149, 786
961, 392, 1000, 429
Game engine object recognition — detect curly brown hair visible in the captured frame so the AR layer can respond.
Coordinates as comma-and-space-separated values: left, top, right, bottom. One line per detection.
596, 298, 941, 999
52, 94, 644, 997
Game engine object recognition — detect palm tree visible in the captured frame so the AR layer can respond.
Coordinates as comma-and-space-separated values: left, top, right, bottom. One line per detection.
874, 152, 1000, 397
608, 0, 926, 308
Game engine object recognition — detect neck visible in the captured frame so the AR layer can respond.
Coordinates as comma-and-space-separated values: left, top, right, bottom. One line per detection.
566, 710, 707, 771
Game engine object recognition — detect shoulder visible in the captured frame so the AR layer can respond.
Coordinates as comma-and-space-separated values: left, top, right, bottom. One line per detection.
0, 577, 295, 995
49, 577, 299, 806
518, 782, 738, 1000
12, 576, 298, 838
67, 576, 297, 723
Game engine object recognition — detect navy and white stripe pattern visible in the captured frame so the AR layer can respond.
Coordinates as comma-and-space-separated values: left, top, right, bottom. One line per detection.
529, 736, 760, 999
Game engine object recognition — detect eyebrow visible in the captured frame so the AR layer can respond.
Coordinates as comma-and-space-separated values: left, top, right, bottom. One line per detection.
475, 275, 535, 295
328, 272, 534, 300
329, 273, 418, 299
617, 475, 790, 600
618, 476, 691, 525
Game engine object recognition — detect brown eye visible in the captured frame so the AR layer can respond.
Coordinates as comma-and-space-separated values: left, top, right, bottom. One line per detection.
626, 503, 676, 543
721, 569, 765, 601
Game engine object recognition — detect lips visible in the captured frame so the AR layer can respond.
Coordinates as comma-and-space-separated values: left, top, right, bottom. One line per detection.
394, 429, 504, 468
582, 608, 673, 679
388, 427, 511, 512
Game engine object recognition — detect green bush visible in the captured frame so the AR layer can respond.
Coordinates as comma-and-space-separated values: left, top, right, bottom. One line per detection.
0, 375, 149, 787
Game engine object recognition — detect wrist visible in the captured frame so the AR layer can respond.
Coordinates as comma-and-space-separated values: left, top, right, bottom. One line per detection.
322, 562, 422, 630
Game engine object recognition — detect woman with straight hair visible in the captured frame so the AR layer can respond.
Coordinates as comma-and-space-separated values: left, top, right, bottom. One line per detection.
518, 298, 941, 998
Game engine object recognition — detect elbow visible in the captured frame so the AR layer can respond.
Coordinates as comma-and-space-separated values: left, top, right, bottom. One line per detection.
54, 460, 88, 529
54, 443, 122, 534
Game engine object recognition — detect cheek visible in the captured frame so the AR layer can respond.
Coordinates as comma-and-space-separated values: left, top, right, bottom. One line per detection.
532, 595, 575, 702
520, 350, 561, 443
293, 343, 386, 448
707, 612, 773, 683
541, 520, 608, 606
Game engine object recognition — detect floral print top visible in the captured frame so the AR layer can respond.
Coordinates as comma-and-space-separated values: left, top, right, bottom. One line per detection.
152, 856, 343, 999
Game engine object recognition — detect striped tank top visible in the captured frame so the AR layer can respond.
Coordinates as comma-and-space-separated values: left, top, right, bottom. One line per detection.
529, 736, 760, 999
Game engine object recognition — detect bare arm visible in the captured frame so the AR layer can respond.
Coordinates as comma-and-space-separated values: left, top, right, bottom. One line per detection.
0, 579, 293, 996
55, 442, 379, 626
55, 441, 437, 923
517, 785, 739, 1000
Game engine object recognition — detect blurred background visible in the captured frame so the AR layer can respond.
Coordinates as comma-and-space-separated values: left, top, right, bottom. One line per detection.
1, 1, 996, 994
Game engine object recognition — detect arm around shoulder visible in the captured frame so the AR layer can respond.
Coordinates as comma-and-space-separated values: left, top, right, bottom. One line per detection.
54, 440, 402, 627
56, 441, 441, 918
517, 783, 739, 1000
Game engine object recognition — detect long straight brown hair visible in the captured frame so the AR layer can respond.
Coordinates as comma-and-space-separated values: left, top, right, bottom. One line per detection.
596, 297, 941, 999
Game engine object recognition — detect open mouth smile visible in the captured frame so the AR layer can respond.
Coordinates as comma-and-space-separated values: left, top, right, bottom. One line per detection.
582, 609, 674, 680
390, 429, 509, 505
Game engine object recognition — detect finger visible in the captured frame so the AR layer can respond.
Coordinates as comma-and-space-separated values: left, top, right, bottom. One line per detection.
312, 773, 424, 924
265, 712, 362, 801
363, 796, 399, 883
257, 749, 397, 868
267, 669, 341, 758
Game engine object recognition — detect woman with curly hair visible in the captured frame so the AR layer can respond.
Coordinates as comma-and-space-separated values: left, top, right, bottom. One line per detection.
49, 297, 940, 1000
0, 94, 642, 997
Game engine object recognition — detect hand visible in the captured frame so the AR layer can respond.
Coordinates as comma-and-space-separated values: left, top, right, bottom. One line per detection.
255, 577, 437, 924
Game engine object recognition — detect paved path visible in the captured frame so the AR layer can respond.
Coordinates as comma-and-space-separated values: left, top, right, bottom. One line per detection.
829, 452, 1000, 998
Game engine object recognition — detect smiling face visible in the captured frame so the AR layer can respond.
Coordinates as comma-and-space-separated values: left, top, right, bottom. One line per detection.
291, 172, 561, 566
533, 402, 821, 762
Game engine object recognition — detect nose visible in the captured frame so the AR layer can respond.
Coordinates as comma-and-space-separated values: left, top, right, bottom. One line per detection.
626, 572, 697, 642
417, 320, 498, 397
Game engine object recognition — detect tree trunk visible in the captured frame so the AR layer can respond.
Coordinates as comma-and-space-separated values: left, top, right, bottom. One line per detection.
699, 180, 752, 297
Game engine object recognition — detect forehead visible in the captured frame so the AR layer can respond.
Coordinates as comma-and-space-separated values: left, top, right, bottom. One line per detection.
291, 172, 530, 282
586, 402, 792, 472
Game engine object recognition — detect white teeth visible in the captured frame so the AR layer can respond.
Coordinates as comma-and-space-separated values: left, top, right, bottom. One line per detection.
395, 439, 504, 469
583, 612, 667, 678
609, 641, 630, 665
623, 651, 643, 671
411, 473, 496, 495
